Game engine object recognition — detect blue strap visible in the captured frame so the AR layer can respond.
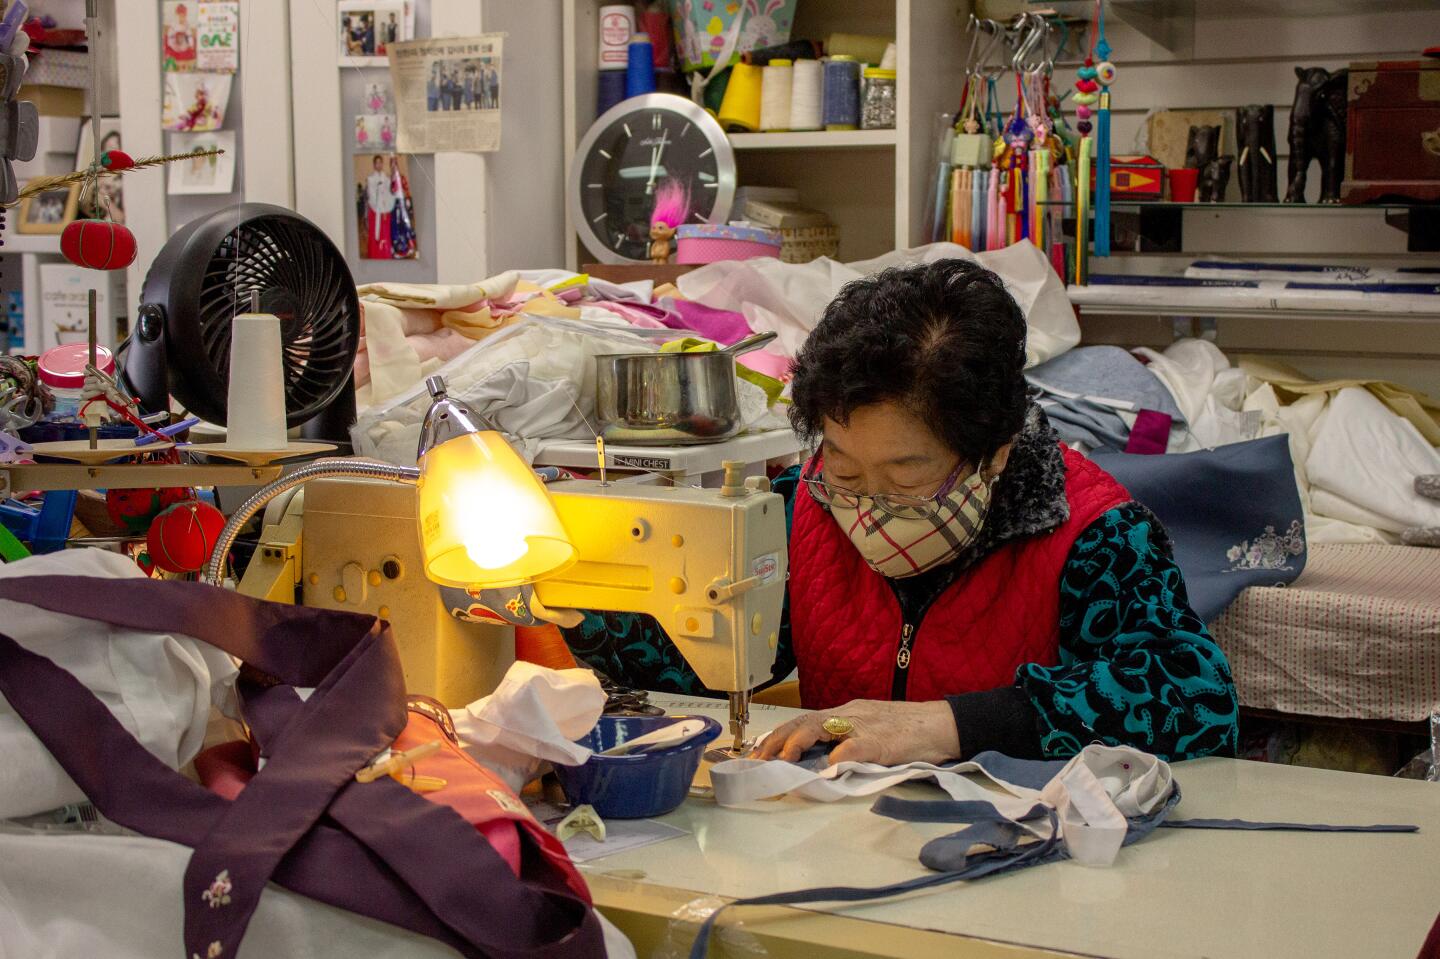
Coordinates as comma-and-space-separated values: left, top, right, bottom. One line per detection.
1163, 818, 1418, 833
686, 811, 1060, 959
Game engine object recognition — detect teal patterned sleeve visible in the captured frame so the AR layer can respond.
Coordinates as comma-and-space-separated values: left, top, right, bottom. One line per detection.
1017, 504, 1240, 761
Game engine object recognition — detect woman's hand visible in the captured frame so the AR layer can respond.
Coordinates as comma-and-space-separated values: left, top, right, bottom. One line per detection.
753, 699, 961, 767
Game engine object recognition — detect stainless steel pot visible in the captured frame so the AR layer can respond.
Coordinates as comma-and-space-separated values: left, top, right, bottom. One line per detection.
595, 332, 778, 445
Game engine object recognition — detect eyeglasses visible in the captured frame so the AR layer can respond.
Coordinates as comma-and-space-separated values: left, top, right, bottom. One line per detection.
801, 458, 970, 520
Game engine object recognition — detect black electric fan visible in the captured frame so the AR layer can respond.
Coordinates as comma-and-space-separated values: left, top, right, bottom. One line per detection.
124, 203, 361, 446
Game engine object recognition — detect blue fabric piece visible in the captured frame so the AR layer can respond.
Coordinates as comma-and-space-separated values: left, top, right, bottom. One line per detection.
1026, 346, 1185, 452
1020, 505, 1239, 761
962, 751, 1066, 790
1092, 434, 1306, 623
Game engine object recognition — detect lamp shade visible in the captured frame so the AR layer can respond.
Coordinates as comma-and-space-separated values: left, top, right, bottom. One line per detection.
417, 430, 577, 589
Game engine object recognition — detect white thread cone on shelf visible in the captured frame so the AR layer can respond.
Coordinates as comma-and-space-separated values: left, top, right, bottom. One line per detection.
226, 308, 288, 450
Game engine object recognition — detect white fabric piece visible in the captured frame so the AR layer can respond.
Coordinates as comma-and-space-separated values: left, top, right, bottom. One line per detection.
1244, 385, 1393, 544
1133, 339, 1262, 451
0, 549, 239, 819
352, 315, 663, 464
1309, 489, 1407, 540
358, 272, 519, 309
449, 661, 606, 793
675, 241, 1081, 369
517, 268, 654, 304
0, 829, 637, 959
1306, 388, 1440, 533
710, 744, 1170, 869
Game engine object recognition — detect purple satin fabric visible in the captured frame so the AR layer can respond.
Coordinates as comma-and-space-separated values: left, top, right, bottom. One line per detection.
0, 575, 604, 959
1124, 409, 1173, 455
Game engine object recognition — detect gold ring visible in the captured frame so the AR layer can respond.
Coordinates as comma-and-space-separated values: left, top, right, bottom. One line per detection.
821, 716, 854, 738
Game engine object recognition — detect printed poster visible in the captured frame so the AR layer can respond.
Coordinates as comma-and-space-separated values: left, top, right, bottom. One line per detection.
196, 1, 239, 73
161, 72, 232, 131
388, 34, 503, 154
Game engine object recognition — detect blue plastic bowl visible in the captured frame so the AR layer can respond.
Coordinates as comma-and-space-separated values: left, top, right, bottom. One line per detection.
552, 715, 722, 819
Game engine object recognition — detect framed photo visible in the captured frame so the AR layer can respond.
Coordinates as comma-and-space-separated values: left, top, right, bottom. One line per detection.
75, 117, 126, 223
17, 182, 80, 234
354, 153, 417, 259
168, 130, 237, 194
337, 0, 408, 66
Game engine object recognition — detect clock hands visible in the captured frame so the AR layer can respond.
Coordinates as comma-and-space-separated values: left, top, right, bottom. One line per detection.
645, 129, 670, 195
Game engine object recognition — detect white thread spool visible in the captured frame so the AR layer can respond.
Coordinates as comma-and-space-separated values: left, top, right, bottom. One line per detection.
788, 58, 822, 131
879, 42, 897, 70
597, 4, 634, 71
226, 294, 287, 450
759, 58, 793, 132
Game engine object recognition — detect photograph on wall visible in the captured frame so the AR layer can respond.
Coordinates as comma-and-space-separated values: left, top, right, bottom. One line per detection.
17, 183, 79, 234
363, 81, 392, 113
338, 0, 409, 66
75, 117, 126, 223
196, 1, 239, 73
168, 130, 237, 194
161, 1, 197, 71
354, 153, 417, 260
389, 34, 503, 153
354, 114, 396, 150
161, 72, 232, 131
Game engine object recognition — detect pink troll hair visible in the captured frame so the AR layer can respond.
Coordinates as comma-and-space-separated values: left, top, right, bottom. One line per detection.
650, 179, 690, 229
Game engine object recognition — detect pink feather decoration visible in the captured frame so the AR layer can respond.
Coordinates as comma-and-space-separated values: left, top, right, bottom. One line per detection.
650, 179, 690, 229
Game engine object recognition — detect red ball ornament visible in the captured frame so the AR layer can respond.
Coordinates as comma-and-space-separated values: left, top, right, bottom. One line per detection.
106, 486, 192, 533
147, 500, 227, 574
100, 150, 135, 171
61, 219, 138, 271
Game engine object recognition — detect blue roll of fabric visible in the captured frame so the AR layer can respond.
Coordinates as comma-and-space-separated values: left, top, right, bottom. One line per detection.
625, 34, 656, 97
597, 68, 627, 116
1093, 433, 1306, 621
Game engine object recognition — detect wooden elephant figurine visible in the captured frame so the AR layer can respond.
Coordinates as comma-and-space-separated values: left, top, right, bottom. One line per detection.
1284, 66, 1348, 204
1237, 104, 1279, 203
1199, 156, 1233, 202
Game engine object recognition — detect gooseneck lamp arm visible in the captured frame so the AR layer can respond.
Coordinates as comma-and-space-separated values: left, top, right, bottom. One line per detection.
203, 458, 419, 586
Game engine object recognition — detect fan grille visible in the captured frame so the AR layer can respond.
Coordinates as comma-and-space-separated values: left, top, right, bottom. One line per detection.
197, 217, 356, 422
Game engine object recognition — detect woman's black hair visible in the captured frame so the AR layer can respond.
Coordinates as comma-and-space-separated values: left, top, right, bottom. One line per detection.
789, 258, 1029, 466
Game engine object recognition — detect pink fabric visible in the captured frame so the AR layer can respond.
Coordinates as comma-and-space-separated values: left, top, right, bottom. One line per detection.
663, 299, 753, 345
1125, 410, 1173, 455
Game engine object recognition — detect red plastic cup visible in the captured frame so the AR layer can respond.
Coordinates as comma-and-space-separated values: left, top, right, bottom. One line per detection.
1169, 168, 1199, 203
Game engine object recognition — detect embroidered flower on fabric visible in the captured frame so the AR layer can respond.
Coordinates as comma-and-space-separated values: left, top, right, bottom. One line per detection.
201, 870, 232, 909
1225, 521, 1304, 571
191, 942, 223, 959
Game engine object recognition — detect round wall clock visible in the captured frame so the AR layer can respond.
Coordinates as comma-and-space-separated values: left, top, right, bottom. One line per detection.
569, 93, 736, 264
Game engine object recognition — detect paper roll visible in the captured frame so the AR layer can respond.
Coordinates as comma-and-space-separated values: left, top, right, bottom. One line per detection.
226, 310, 287, 450
598, 4, 634, 70
759, 60, 793, 131
789, 59, 822, 131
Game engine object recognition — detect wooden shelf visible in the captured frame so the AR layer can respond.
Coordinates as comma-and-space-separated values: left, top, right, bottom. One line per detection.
0, 233, 64, 254
727, 130, 898, 151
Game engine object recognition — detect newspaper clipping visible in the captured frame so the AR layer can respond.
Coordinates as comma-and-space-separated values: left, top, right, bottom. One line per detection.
388, 34, 503, 154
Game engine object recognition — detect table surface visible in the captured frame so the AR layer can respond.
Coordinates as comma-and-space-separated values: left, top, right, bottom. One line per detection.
581, 694, 1440, 959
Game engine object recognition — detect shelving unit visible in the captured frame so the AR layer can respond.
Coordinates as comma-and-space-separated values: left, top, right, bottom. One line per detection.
560, 0, 965, 268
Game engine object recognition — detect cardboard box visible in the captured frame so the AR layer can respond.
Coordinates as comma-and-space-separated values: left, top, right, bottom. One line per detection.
744, 199, 830, 229
39, 263, 120, 352
779, 225, 840, 264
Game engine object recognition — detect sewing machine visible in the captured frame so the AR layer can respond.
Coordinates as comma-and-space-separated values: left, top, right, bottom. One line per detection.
237, 464, 786, 751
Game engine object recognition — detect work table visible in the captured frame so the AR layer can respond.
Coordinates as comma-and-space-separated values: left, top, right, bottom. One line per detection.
583, 694, 1439, 959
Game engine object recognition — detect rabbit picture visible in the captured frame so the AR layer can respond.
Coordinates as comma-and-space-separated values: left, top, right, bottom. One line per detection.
738, 0, 790, 57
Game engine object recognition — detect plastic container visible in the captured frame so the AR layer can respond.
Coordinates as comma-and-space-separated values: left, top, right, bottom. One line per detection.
36, 343, 114, 423
1169, 167, 1199, 203
860, 67, 896, 130
552, 715, 721, 819
675, 223, 782, 263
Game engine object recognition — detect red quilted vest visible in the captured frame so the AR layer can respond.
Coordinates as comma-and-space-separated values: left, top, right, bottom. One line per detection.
789, 446, 1130, 710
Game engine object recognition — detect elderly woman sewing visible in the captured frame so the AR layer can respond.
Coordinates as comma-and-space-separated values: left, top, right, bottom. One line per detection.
564, 259, 1238, 766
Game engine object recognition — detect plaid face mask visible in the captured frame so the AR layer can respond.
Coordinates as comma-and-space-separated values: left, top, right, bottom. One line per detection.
827, 468, 994, 579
